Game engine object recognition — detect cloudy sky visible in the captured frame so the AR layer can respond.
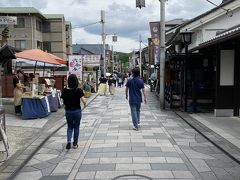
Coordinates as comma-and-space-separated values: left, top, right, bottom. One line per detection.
1, 0, 223, 52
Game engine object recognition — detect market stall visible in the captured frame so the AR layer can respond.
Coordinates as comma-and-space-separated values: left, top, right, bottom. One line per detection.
15, 49, 65, 119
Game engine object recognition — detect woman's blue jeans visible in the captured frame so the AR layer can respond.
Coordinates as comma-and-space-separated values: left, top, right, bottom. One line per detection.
65, 109, 82, 145
129, 102, 141, 128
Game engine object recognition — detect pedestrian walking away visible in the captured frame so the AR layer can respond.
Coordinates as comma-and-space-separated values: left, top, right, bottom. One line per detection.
61, 74, 87, 149
125, 67, 147, 131
98, 74, 107, 95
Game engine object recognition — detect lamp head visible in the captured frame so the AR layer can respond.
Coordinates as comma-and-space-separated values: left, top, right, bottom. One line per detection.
180, 31, 193, 45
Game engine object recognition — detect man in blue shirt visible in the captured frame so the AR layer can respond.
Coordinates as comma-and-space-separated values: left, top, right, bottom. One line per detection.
125, 67, 147, 131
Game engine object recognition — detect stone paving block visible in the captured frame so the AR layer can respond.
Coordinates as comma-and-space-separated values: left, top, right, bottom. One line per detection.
166, 157, 184, 163
182, 149, 215, 159
33, 161, 53, 170
135, 170, 174, 179
151, 163, 189, 171
100, 157, 132, 164
90, 143, 117, 148
147, 151, 180, 157
78, 164, 115, 172
117, 142, 145, 147
160, 146, 176, 152
102, 147, 132, 152
52, 162, 75, 174
88, 148, 103, 153
41, 165, 57, 176
133, 157, 166, 163
34, 154, 59, 162
189, 159, 211, 172
117, 152, 148, 157
172, 171, 194, 179
82, 158, 100, 164
116, 163, 151, 171
95, 170, 133, 179
75, 171, 96, 179
132, 147, 161, 152
85, 152, 117, 158
205, 159, 235, 168
212, 167, 235, 179
199, 171, 218, 180
14, 171, 42, 180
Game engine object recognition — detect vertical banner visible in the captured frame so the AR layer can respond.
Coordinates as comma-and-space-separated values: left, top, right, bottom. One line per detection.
149, 22, 160, 64
68, 55, 83, 80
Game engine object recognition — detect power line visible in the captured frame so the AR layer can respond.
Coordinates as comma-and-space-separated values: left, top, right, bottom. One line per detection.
205, 0, 233, 17
73, 21, 100, 29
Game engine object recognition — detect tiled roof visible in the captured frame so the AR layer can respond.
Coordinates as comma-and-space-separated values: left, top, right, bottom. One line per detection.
72, 44, 110, 55
44, 14, 64, 19
0, 7, 46, 19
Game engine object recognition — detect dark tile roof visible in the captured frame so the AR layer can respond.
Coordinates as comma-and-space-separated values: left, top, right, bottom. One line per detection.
72, 44, 109, 55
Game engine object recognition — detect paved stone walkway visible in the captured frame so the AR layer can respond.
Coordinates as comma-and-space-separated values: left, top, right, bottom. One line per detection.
12, 88, 240, 179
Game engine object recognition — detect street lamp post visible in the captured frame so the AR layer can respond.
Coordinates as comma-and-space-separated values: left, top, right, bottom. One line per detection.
180, 31, 193, 112
139, 35, 142, 78
101, 10, 106, 76
159, 0, 166, 109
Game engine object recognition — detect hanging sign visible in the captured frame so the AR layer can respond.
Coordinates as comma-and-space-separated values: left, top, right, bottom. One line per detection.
68, 55, 83, 80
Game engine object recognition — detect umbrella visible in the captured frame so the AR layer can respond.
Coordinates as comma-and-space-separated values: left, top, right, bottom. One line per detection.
16, 49, 62, 75
48, 53, 67, 65
106, 72, 111, 76
16, 49, 61, 65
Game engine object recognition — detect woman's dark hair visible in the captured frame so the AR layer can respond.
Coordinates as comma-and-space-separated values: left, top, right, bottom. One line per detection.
68, 74, 79, 89
131, 67, 140, 77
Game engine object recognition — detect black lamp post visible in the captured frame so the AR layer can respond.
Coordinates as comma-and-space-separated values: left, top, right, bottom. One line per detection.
180, 31, 193, 112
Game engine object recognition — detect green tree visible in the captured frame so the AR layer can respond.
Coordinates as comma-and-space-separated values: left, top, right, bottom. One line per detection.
115, 52, 131, 72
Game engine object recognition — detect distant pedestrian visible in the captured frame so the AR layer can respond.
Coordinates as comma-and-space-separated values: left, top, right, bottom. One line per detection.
98, 74, 107, 95
108, 75, 116, 95
13, 69, 25, 116
125, 67, 147, 131
61, 74, 87, 149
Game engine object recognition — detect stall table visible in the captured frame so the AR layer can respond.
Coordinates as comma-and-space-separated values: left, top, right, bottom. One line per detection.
47, 94, 58, 112
21, 96, 50, 119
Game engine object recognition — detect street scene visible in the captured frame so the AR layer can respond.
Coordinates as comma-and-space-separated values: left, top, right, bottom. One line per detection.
0, 0, 240, 179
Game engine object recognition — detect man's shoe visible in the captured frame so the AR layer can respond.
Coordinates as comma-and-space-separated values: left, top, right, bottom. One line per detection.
132, 126, 139, 131
66, 142, 71, 149
138, 124, 140, 128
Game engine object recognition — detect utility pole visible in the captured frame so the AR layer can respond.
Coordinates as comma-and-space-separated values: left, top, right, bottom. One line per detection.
139, 34, 142, 78
159, 0, 166, 109
101, 10, 106, 76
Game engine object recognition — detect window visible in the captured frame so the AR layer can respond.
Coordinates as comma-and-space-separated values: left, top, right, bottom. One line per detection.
43, 42, 51, 52
42, 22, 51, 32
14, 18, 25, 28
36, 20, 42, 32
15, 40, 26, 50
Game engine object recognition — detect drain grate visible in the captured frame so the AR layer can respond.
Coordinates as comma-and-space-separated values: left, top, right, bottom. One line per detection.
112, 174, 153, 180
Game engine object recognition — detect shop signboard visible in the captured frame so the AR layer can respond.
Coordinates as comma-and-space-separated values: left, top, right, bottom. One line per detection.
68, 55, 83, 80
0, 16, 17, 25
82, 54, 100, 67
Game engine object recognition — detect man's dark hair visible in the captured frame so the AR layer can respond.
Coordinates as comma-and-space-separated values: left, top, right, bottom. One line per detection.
68, 74, 79, 89
131, 67, 140, 77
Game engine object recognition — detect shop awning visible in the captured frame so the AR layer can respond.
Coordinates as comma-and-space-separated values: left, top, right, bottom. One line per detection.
15, 49, 61, 65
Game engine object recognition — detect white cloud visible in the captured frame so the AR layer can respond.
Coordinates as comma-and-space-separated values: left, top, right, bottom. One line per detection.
2, 0, 223, 52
